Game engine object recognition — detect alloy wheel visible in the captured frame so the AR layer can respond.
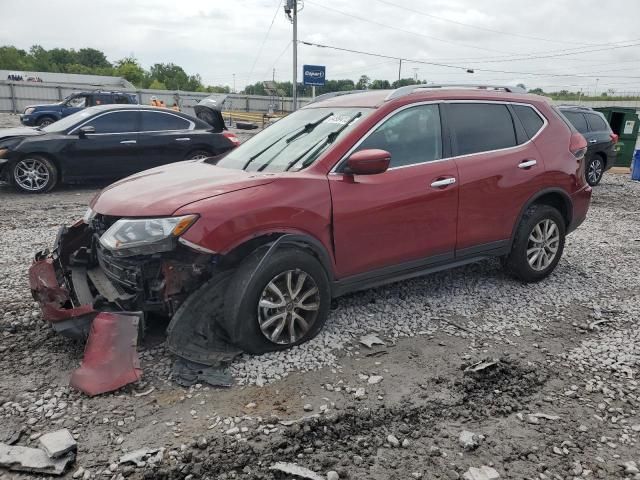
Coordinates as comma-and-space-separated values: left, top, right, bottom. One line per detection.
588, 158, 603, 185
526, 219, 560, 271
257, 269, 320, 345
38, 119, 53, 127
14, 158, 50, 192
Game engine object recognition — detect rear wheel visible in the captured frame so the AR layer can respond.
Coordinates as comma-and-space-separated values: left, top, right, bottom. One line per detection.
36, 116, 56, 128
586, 155, 604, 186
223, 247, 331, 354
503, 204, 565, 282
186, 150, 212, 161
12, 156, 58, 193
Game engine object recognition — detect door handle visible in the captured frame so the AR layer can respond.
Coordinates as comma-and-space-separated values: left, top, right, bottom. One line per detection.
120, 140, 137, 144
175, 137, 191, 141
430, 177, 456, 188
589, 139, 598, 144
518, 159, 537, 169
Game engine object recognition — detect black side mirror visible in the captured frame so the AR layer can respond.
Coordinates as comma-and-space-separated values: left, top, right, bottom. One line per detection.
79, 126, 95, 138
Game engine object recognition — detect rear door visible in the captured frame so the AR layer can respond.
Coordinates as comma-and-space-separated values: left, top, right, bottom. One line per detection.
136, 110, 196, 169
329, 103, 459, 278
445, 102, 546, 254
62, 110, 141, 179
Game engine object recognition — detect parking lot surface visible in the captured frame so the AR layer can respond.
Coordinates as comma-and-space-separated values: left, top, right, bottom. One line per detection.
1, 111, 639, 479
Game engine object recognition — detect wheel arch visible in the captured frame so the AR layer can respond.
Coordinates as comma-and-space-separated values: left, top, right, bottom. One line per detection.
220, 232, 336, 281
510, 188, 573, 246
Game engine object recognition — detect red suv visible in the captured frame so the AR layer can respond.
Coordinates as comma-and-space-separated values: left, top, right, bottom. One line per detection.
29, 85, 591, 356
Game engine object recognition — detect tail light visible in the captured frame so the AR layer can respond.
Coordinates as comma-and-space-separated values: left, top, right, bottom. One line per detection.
570, 132, 587, 160
222, 132, 240, 147
610, 133, 619, 144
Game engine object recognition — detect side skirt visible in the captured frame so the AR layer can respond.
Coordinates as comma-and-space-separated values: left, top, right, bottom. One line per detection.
332, 240, 509, 297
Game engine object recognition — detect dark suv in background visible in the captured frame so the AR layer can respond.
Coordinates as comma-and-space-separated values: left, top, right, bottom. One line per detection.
20, 90, 138, 127
558, 106, 617, 186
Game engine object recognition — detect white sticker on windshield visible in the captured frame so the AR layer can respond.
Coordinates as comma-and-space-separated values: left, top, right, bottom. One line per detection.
325, 114, 359, 125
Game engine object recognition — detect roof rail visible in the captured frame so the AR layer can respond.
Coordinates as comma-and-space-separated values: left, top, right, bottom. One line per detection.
385, 84, 527, 101
307, 89, 367, 105
557, 104, 594, 110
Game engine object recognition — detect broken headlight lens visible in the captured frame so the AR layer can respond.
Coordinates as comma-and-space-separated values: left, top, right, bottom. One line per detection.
99, 215, 198, 257
81, 208, 96, 224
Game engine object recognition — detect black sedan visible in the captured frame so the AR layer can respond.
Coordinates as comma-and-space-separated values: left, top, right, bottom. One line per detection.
0, 104, 239, 193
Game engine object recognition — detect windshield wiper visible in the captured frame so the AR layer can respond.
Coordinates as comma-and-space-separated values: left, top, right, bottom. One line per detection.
285, 112, 362, 172
242, 112, 334, 171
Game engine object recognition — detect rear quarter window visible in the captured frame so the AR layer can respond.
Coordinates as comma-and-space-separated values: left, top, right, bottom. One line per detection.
447, 103, 517, 156
585, 113, 610, 132
512, 104, 545, 139
561, 111, 589, 134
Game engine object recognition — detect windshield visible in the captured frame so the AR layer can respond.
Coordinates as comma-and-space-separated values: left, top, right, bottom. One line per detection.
217, 107, 373, 172
42, 107, 99, 133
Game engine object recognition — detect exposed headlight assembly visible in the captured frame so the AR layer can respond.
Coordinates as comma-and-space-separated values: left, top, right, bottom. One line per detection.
81, 208, 96, 224
99, 215, 198, 257
23, 107, 35, 115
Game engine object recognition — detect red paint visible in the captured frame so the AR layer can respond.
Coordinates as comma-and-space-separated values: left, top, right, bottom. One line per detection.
70, 312, 142, 396
88, 88, 591, 281
28, 258, 94, 322
345, 149, 391, 175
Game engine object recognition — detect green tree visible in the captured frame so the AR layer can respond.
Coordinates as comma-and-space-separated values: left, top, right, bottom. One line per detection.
370, 79, 391, 89
77, 48, 111, 69
149, 63, 202, 91
148, 79, 167, 90
0, 46, 29, 70
115, 57, 145, 86
355, 75, 371, 90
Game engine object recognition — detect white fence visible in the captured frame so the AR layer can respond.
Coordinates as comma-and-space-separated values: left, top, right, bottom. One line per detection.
0, 80, 309, 116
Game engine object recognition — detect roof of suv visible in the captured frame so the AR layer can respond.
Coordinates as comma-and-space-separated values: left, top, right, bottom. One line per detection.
305, 86, 548, 109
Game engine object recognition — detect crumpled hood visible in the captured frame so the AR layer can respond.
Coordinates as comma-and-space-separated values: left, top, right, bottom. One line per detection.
0, 127, 45, 143
91, 160, 275, 217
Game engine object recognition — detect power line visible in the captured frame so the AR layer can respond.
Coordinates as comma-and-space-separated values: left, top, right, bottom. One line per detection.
371, 0, 595, 46
304, 0, 515, 55
261, 41, 292, 82
300, 40, 640, 80
246, 0, 284, 84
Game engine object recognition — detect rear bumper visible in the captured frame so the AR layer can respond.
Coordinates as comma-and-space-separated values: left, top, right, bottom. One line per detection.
567, 185, 592, 234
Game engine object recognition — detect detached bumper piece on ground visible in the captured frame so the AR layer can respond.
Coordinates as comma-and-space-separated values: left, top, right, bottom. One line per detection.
28, 221, 240, 395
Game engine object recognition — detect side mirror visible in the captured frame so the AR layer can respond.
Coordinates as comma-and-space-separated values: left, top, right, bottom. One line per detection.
79, 126, 95, 138
345, 149, 391, 175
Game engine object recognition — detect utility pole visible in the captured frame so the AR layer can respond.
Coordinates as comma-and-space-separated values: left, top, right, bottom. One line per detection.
232, 73, 236, 93
398, 58, 402, 82
413, 68, 419, 82
292, 1, 298, 111
273, 68, 275, 82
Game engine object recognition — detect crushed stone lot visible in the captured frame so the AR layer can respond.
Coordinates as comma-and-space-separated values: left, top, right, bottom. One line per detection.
1, 110, 640, 479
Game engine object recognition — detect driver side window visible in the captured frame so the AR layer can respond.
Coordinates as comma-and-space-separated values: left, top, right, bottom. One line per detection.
355, 104, 442, 168
67, 96, 87, 108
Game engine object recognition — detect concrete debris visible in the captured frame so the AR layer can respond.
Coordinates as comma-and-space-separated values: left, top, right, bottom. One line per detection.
368, 375, 383, 384
268, 462, 324, 480
458, 430, 483, 450
359, 333, 386, 348
119, 448, 158, 467
386, 434, 400, 447
462, 466, 500, 480
530, 412, 560, 421
464, 359, 499, 373
39, 429, 77, 458
327, 471, 339, 480
623, 461, 639, 474
0, 443, 74, 475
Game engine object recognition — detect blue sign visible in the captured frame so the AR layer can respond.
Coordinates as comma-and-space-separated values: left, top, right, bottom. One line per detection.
303, 65, 326, 86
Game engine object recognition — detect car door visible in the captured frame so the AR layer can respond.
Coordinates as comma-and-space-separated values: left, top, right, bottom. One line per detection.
328, 103, 459, 278
136, 110, 196, 170
445, 102, 545, 254
62, 110, 141, 179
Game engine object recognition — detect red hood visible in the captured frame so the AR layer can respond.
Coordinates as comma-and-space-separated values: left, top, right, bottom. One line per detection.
91, 161, 275, 216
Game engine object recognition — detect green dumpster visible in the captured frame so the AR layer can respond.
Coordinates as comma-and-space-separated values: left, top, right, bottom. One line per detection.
593, 106, 640, 167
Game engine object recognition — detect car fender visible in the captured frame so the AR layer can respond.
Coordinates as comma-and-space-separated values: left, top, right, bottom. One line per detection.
33, 110, 62, 121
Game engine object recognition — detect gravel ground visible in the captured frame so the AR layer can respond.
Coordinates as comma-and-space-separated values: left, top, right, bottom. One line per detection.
1, 111, 640, 479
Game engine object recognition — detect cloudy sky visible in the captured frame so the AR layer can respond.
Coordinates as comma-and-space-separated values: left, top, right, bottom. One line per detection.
2, 0, 640, 94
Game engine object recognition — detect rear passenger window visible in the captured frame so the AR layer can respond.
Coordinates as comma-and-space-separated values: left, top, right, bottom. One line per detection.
513, 105, 544, 139
355, 104, 442, 168
447, 103, 517, 156
586, 113, 609, 132
562, 111, 588, 134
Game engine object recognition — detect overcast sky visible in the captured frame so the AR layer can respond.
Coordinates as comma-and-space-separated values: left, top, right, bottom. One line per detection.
2, 0, 640, 93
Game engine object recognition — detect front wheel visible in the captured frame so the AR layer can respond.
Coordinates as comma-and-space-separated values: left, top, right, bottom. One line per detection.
186, 150, 212, 161
36, 116, 55, 128
223, 247, 331, 354
503, 205, 566, 283
586, 156, 604, 186
12, 156, 58, 193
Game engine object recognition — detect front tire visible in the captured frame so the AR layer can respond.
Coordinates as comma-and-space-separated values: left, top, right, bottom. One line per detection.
586, 155, 604, 186
11, 156, 58, 193
186, 150, 212, 161
36, 116, 56, 128
503, 205, 566, 283
223, 247, 331, 354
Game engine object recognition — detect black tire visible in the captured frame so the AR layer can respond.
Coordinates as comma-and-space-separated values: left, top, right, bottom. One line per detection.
36, 116, 56, 127
223, 247, 331, 354
185, 149, 212, 161
11, 155, 58, 193
585, 155, 604, 186
503, 204, 566, 283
